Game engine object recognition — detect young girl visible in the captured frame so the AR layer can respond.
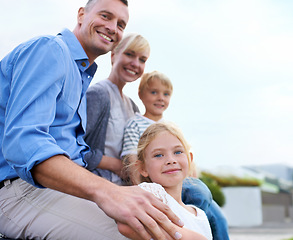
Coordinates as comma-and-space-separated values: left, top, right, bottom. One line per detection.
132, 122, 213, 240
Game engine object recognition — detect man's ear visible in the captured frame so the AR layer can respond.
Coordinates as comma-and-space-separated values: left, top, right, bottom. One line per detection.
77, 7, 85, 24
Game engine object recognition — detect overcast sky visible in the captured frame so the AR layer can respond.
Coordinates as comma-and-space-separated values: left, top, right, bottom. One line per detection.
1, 0, 292, 170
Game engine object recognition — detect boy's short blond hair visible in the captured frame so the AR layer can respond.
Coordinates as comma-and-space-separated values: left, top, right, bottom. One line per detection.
138, 71, 173, 96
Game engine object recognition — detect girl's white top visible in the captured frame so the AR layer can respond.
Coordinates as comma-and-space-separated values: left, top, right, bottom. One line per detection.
139, 182, 213, 240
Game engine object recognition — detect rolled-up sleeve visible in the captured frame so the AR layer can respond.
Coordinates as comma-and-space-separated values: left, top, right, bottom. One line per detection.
2, 37, 72, 187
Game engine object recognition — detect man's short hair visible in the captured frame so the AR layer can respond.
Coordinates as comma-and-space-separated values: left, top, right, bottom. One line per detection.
85, 0, 128, 10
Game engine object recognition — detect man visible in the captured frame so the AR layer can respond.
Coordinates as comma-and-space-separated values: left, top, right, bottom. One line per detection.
0, 0, 183, 239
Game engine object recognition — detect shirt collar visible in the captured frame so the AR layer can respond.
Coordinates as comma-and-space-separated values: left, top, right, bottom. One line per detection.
57, 28, 97, 77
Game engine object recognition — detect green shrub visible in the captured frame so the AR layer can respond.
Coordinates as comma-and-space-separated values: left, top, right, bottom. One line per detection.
199, 175, 226, 207
199, 171, 262, 207
201, 171, 261, 187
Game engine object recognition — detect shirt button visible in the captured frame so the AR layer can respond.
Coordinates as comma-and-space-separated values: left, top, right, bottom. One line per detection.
81, 62, 86, 67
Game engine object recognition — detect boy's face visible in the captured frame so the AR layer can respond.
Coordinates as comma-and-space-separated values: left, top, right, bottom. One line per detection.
139, 80, 172, 121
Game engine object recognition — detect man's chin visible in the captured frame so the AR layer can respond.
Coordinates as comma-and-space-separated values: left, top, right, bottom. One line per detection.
94, 46, 113, 57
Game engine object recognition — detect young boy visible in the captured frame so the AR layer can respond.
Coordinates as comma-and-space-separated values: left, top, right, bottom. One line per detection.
121, 70, 173, 176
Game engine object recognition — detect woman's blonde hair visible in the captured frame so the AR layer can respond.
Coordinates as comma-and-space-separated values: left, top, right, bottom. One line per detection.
134, 122, 194, 183
112, 33, 150, 56
138, 71, 173, 96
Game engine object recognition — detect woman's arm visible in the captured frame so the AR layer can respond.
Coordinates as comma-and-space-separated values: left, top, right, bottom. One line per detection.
98, 155, 124, 177
84, 83, 111, 171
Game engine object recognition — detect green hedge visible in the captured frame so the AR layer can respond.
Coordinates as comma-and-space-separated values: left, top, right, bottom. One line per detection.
200, 171, 261, 187
199, 174, 226, 207
199, 171, 262, 207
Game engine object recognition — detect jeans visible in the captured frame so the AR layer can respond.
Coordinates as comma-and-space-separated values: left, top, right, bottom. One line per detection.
182, 177, 230, 240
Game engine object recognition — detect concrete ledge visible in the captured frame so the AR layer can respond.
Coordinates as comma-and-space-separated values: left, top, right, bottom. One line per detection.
222, 187, 263, 227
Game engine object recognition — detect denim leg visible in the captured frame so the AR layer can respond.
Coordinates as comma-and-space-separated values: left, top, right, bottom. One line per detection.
182, 177, 212, 211
206, 200, 230, 240
182, 177, 230, 240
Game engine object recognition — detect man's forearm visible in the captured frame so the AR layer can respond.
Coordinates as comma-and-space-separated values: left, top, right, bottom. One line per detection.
31, 154, 112, 203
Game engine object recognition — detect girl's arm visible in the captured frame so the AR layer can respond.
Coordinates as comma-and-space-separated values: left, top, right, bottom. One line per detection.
117, 221, 208, 240
176, 226, 208, 240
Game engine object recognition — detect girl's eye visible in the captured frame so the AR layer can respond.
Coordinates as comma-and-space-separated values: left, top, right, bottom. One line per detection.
154, 154, 163, 158
164, 92, 170, 96
175, 151, 182, 155
151, 91, 157, 95
139, 58, 146, 63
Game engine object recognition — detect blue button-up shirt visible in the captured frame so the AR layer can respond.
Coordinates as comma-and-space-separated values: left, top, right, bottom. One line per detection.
0, 29, 97, 187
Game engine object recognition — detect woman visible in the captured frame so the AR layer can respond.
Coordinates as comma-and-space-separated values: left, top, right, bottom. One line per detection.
84, 33, 150, 185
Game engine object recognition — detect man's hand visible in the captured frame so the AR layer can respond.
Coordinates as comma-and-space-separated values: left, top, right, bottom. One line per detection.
95, 184, 184, 240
